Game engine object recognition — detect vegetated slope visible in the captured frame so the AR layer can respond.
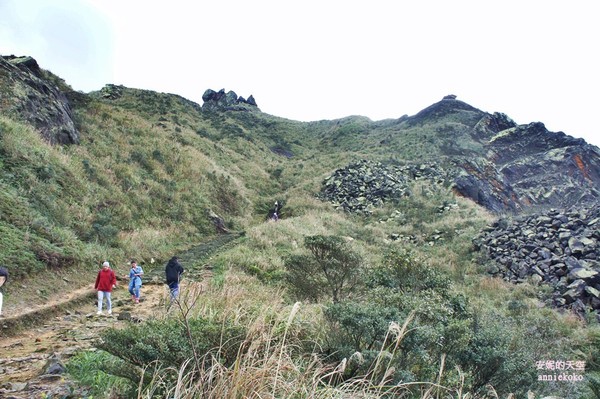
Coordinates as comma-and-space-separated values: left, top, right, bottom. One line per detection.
1, 55, 312, 283
1, 55, 600, 397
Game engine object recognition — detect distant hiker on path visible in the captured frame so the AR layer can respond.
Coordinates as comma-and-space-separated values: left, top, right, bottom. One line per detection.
0, 266, 8, 317
270, 200, 282, 221
95, 261, 117, 315
128, 260, 144, 304
165, 256, 184, 300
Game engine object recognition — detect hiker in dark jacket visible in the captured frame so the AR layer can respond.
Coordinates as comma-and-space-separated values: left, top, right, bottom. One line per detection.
0, 266, 8, 317
165, 256, 184, 300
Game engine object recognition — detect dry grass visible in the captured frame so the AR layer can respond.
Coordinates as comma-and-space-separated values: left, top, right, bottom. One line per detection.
130, 269, 530, 399
137, 301, 474, 399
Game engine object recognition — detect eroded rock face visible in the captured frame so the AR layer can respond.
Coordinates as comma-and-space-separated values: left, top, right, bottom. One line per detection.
0, 55, 79, 145
201, 88, 259, 112
474, 205, 600, 320
454, 118, 600, 213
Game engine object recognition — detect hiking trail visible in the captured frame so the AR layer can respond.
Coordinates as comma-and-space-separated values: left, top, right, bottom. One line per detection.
0, 233, 243, 398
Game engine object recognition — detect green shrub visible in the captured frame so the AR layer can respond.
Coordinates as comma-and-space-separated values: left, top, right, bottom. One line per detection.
97, 317, 247, 389
366, 248, 451, 294
589, 372, 600, 399
67, 350, 133, 398
88, 211, 120, 246
324, 300, 400, 352
284, 235, 363, 302
320, 248, 468, 384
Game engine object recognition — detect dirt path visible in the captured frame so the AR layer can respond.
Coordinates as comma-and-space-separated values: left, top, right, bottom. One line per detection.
0, 274, 209, 398
0, 233, 242, 398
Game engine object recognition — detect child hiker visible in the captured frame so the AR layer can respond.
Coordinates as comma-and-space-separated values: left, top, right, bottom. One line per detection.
128, 260, 144, 303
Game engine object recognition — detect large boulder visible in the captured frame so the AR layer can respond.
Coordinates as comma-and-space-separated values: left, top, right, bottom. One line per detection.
0, 55, 79, 145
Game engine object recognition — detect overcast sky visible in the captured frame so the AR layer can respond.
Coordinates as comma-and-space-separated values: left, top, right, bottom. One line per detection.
1, 0, 598, 146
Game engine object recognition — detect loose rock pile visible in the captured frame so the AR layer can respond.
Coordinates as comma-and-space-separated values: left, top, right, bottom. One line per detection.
473, 206, 600, 320
319, 160, 449, 213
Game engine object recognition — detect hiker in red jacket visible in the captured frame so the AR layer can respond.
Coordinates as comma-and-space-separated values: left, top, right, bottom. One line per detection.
95, 261, 117, 315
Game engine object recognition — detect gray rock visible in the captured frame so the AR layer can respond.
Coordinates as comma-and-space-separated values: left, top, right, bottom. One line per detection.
568, 268, 598, 280
531, 265, 544, 277
566, 279, 586, 291
8, 382, 28, 391
562, 288, 580, 303
585, 286, 600, 299
564, 257, 582, 270
45, 360, 66, 375
530, 274, 543, 284
559, 231, 572, 240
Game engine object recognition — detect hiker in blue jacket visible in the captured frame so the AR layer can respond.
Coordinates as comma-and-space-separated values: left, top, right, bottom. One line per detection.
128, 260, 144, 304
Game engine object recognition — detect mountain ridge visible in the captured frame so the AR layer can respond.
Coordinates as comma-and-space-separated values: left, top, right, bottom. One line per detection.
3, 54, 600, 216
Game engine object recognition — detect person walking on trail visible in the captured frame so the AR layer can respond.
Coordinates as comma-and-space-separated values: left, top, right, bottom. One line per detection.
0, 266, 8, 317
165, 256, 184, 300
128, 260, 144, 304
270, 200, 282, 221
95, 261, 117, 315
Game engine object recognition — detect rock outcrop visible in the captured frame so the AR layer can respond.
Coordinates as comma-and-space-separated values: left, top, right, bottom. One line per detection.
0, 55, 80, 145
403, 96, 600, 214
97, 83, 125, 100
201, 88, 259, 112
453, 119, 600, 213
470, 109, 600, 213
474, 205, 600, 321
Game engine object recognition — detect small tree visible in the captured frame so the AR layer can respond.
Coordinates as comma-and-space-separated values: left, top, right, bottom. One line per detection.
284, 235, 363, 302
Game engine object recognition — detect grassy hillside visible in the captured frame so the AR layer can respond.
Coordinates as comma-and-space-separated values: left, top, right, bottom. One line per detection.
1, 79, 599, 398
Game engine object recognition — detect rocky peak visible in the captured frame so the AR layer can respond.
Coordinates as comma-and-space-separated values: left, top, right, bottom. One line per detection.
98, 84, 125, 100
0, 55, 79, 145
407, 95, 482, 126
201, 88, 259, 112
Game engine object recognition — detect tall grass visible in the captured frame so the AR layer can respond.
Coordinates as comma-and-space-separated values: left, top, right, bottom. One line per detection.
138, 301, 470, 399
